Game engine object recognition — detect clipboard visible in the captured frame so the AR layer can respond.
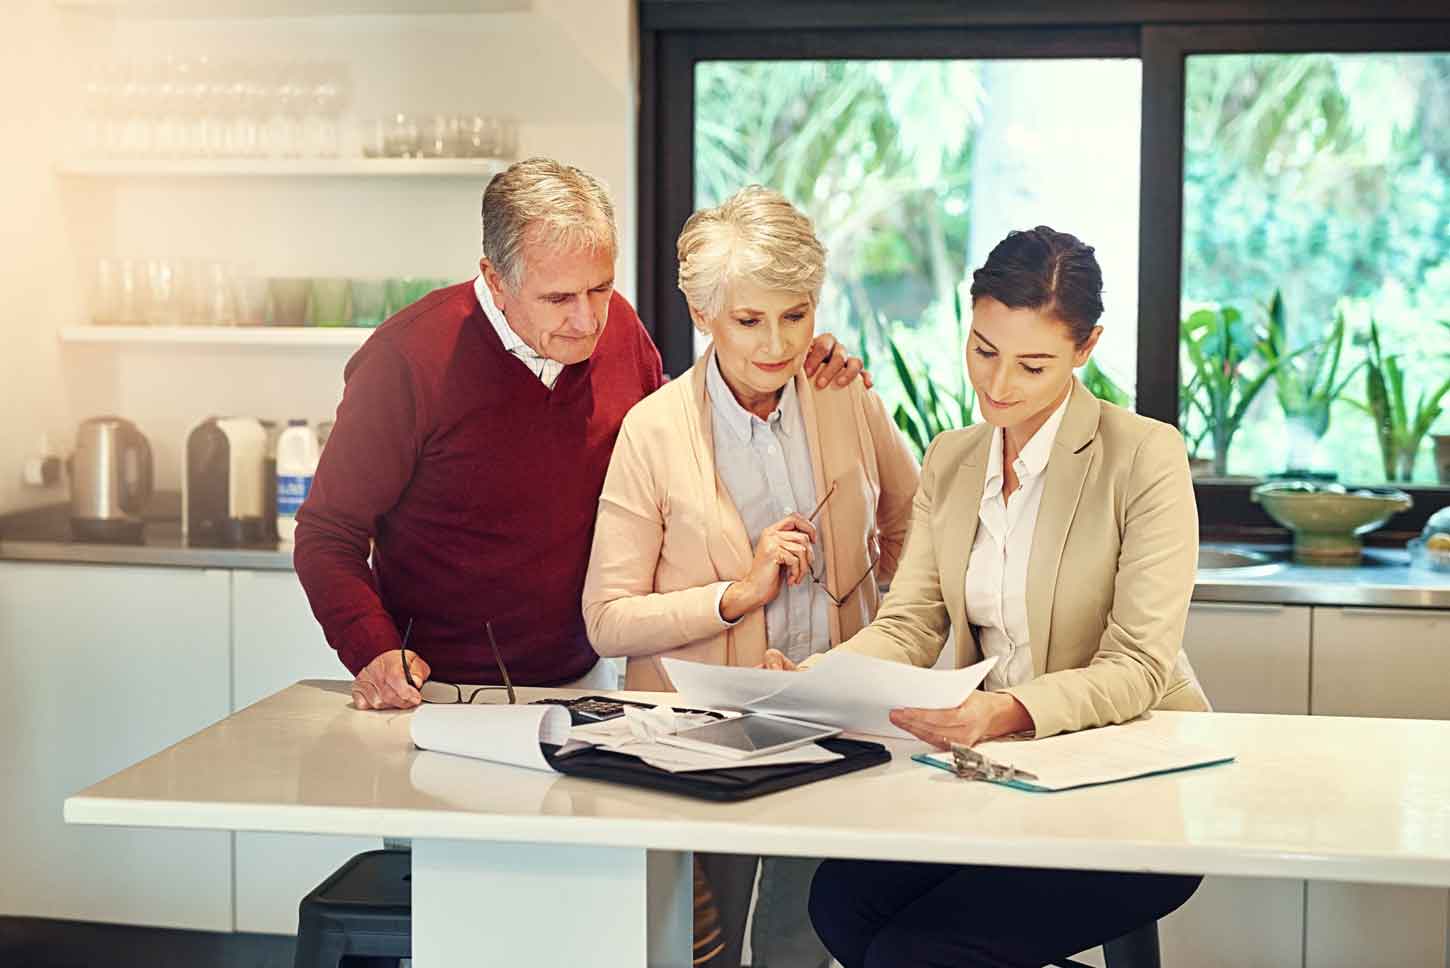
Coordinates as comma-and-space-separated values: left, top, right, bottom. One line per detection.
543, 737, 891, 802
912, 722, 1235, 794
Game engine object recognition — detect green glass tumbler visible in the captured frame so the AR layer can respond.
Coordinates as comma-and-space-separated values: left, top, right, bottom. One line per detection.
350, 279, 388, 328
311, 278, 351, 328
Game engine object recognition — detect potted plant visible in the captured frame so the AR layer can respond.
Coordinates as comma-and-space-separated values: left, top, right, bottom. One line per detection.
1351, 318, 1450, 482
1260, 291, 1363, 475
1180, 305, 1294, 477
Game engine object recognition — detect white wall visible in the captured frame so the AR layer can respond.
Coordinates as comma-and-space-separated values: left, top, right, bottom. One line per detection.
0, 0, 638, 504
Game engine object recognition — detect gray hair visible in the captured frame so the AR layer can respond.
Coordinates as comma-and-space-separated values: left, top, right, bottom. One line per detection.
676, 185, 827, 326
481, 158, 617, 289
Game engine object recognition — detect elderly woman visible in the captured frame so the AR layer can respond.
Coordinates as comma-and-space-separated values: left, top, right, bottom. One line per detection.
582, 186, 919, 968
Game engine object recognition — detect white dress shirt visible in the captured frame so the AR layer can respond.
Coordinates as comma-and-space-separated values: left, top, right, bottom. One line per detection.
965, 391, 1071, 691
473, 275, 563, 389
706, 353, 831, 665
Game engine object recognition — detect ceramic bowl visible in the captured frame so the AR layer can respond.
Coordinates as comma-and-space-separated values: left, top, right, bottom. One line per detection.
1251, 482, 1413, 565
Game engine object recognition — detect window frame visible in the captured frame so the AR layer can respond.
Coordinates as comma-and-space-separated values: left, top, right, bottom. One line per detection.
639, 4, 1450, 537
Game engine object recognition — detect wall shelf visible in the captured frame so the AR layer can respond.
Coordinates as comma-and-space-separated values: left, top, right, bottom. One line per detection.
60, 325, 372, 348
54, 0, 528, 17
56, 158, 510, 178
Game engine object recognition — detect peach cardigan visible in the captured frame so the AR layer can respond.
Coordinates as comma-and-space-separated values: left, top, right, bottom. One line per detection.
582, 347, 920, 691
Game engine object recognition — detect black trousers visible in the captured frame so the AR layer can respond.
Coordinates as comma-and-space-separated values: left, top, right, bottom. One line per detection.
809, 859, 1201, 968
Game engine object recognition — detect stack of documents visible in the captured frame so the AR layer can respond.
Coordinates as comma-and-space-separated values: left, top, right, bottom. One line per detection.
663, 650, 999, 738
408, 703, 840, 774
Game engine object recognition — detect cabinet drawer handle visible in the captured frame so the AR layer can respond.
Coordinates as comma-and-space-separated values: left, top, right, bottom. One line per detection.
1191, 603, 1285, 614
1336, 606, 1444, 619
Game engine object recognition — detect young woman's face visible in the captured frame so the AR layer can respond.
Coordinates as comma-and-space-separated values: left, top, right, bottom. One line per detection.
966, 296, 1100, 431
697, 278, 817, 402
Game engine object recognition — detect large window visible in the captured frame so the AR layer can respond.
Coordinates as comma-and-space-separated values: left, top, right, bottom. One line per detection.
1180, 52, 1450, 486
693, 58, 1141, 456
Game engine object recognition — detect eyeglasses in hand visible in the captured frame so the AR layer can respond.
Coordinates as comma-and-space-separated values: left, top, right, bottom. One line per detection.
399, 618, 517, 705
808, 548, 880, 608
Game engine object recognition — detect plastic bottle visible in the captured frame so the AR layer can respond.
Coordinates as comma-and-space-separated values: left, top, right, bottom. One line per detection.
275, 419, 320, 545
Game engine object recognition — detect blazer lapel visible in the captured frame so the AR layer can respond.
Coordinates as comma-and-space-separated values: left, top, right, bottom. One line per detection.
1025, 380, 1101, 678
940, 430, 990, 643
689, 348, 753, 580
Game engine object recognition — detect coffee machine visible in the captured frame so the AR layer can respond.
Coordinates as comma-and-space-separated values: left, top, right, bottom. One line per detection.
69, 416, 154, 543
183, 416, 269, 547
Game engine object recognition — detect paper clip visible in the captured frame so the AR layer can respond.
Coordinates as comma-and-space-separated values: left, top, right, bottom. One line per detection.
949, 743, 1038, 783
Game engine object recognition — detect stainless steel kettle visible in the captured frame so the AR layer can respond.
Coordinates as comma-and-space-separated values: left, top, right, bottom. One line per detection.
70, 416, 154, 543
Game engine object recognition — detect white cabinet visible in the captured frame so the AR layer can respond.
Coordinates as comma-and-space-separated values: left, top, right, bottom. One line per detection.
1182, 602, 1311, 714
230, 568, 378, 935
1311, 607, 1450, 720
1155, 604, 1310, 968
0, 561, 233, 931
1305, 606, 1450, 968
1160, 876, 1306, 968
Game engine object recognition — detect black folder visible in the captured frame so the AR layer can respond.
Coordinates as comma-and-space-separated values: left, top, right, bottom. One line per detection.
542, 737, 891, 802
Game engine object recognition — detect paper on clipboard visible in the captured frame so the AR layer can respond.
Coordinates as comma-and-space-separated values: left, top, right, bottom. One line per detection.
662, 651, 999, 739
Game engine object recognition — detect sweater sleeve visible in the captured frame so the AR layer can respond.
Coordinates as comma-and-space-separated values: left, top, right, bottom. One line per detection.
582, 415, 735, 655
294, 340, 426, 675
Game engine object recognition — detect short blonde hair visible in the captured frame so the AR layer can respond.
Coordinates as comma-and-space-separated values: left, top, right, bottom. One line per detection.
676, 186, 827, 327
482, 157, 617, 289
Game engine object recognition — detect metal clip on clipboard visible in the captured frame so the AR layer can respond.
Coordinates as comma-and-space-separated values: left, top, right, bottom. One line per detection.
949, 743, 1039, 783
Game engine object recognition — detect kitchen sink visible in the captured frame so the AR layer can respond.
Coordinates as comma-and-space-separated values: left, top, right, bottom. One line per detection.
1197, 546, 1283, 576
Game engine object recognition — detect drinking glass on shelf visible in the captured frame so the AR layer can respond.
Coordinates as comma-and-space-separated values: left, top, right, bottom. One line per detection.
304, 62, 349, 158
199, 261, 238, 326
263, 62, 306, 159
234, 273, 270, 325
349, 279, 387, 327
310, 278, 351, 327
91, 258, 119, 324
358, 118, 386, 159
145, 258, 179, 325
384, 113, 419, 158
457, 114, 499, 158
269, 277, 311, 326
420, 114, 459, 158
497, 119, 519, 159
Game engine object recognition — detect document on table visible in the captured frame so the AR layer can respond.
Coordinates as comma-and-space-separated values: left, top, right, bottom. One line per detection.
662, 650, 999, 739
916, 716, 1235, 792
408, 703, 841, 774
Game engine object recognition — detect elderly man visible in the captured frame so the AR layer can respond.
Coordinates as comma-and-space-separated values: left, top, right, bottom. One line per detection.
295, 158, 863, 709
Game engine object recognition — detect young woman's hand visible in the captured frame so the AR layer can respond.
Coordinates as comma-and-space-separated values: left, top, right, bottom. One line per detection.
889, 692, 1034, 749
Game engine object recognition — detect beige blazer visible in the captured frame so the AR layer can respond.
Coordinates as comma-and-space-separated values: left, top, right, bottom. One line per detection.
829, 378, 1209, 738
583, 347, 920, 691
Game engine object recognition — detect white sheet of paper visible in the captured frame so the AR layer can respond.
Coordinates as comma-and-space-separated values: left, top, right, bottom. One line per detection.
630, 741, 842, 773
663, 651, 999, 738
409, 703, 572, 773
923, 716, 1234, 791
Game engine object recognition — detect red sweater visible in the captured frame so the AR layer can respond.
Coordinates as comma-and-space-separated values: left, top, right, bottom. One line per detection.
294, 282, 664, 685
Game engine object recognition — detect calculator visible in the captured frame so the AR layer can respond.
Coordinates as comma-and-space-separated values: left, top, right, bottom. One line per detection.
529, 696, 635, 725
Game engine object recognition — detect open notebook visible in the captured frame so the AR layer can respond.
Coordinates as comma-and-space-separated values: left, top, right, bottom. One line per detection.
914, 715, 1234, 793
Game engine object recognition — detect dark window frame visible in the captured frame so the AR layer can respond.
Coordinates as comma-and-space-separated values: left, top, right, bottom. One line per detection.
639, 5, 1450, 539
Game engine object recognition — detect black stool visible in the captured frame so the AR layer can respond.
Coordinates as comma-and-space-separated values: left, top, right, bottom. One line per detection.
1054, 919, 1162, 968
293, 849, 412, 968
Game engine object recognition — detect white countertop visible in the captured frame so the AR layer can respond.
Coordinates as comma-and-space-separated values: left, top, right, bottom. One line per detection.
65, 681, 1450, 887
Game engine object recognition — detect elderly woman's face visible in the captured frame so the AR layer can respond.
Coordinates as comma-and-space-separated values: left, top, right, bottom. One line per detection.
700, 278, 816, 402
966, 296, 1099, 432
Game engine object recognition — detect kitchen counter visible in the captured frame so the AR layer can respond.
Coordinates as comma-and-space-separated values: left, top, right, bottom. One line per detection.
1195, 545, 1450, 609
3, 501, 1448, 606
0, 499, 293, 571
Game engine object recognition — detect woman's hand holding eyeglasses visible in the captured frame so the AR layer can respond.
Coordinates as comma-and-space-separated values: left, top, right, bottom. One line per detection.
352, 648, 431, 710
719, 514, 817, 622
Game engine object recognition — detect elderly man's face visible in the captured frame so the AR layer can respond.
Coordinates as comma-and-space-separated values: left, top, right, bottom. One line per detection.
482, 231, 615, 365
